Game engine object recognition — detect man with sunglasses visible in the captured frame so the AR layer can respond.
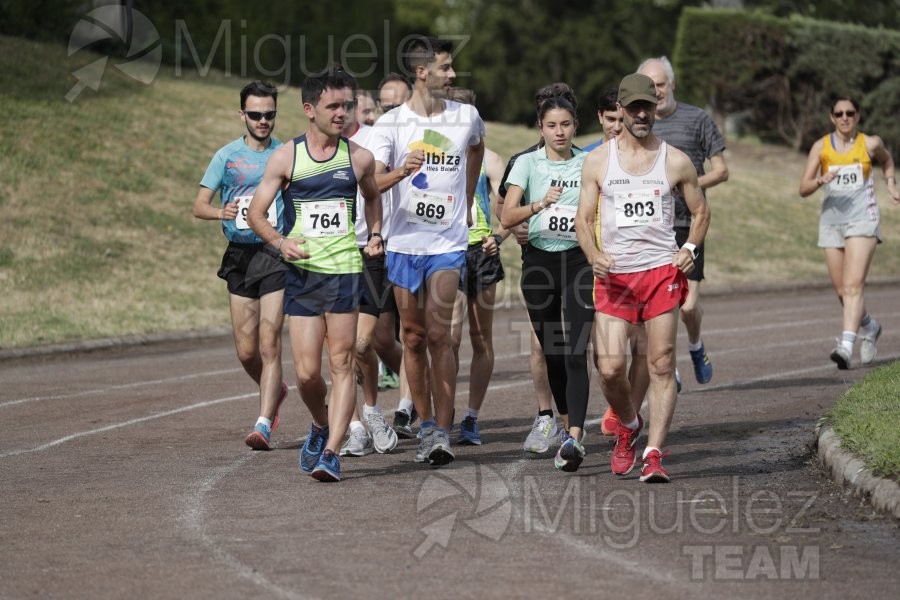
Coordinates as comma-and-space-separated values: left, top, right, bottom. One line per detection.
192, 80, 288, 452
248, 67, 383, 482
638, 57, 729, 390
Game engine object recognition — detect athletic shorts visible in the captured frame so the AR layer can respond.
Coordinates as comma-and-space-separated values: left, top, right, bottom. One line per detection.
387, 250, 466, 295
359, 250, 395, 317
458, 242, 505, 296
675, 227, 704, 282
594, 264, 688, 324
283, 264, 360, 317
217, 242, 286, 299
818, 219, 882, 248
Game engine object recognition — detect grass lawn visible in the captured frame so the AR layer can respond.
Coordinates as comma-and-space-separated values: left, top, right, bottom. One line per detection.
825, 361, 900, 478
2, 33, 899, 348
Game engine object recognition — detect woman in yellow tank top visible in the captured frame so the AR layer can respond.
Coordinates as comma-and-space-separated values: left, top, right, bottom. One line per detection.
799, 97, 899, 369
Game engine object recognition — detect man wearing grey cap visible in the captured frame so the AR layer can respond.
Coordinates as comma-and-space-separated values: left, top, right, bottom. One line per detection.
575, 73, 710, 483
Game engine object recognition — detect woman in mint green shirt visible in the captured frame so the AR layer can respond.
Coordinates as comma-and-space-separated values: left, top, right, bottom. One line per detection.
500, 95, 594, 473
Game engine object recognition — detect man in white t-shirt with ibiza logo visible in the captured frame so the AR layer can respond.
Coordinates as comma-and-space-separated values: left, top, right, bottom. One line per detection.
369, 35, 485, 467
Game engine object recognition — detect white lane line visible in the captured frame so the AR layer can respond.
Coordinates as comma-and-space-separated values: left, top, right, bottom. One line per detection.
0, 368, 240, 408
7, 307, 897, 409
496, 460, 688, 588
0, 351, 528, 409
0, 393, 254, 458
179, 454, 314, 600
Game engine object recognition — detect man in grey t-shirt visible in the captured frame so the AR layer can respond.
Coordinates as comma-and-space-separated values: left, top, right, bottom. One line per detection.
638, 56, 729, 387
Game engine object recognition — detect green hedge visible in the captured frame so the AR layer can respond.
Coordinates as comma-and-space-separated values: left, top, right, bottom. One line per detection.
674, 8, 900, 154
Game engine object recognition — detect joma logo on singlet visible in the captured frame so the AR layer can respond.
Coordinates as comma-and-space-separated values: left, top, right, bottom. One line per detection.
609, 178, 630, 185
551, 179, 580, 189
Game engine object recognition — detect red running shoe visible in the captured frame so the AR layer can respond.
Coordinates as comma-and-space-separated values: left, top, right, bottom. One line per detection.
600, 406, 620, 436
639, 448, 670, 483
271, 382, 288, 432
611, 414, 643, 475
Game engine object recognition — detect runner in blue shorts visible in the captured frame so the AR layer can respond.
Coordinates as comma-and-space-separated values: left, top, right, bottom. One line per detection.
369, 36, 485, 467
248, 67, 383, 482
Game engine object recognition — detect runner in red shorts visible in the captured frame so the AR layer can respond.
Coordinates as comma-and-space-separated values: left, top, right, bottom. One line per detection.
575, 73, 710, 483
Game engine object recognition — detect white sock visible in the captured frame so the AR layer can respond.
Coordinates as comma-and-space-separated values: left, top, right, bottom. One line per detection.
465, 408, 479, 419
623, 416, 639, 431
349, 420, 365, 434
363, 404, 381, 418
841, 331, 857, 353
643, 446, 660, 459
398, 398, 414, 415
687, 339, 703, 352
256, 417, 272, 428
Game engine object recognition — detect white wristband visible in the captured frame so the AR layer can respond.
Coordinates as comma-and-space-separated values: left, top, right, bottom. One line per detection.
681, 242, 698, 260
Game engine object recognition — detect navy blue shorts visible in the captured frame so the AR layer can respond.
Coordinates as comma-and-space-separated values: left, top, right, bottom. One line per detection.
284, 265, 360, 317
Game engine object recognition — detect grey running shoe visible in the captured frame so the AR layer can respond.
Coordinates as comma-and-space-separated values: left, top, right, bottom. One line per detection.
415, 426, 435, 463
523, 414, 558, 454
339, 427, 374, 457
366, 411, 399, 454
859, 322, 882, 365
428, 429, 455, 466
830, 344, 851, 370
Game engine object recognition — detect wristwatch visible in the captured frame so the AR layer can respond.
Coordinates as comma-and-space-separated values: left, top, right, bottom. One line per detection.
681, 242, 698, 260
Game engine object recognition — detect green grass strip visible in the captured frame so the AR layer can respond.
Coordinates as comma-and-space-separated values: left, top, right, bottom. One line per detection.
825, 360, 900, 478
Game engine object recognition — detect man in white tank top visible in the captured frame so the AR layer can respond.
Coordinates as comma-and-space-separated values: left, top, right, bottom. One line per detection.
575, 73, 710, 483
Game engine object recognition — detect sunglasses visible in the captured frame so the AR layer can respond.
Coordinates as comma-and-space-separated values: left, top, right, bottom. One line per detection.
832, 110, 857, 118
245, 110, 277, 121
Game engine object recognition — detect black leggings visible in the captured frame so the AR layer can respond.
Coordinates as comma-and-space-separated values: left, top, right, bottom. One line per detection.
520, 245, 595, 428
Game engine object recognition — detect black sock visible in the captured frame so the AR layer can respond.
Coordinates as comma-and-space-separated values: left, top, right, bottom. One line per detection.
538, 409, 554, 418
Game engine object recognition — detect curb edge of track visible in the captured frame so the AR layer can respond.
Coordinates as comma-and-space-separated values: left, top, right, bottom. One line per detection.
815, 422, 900, 519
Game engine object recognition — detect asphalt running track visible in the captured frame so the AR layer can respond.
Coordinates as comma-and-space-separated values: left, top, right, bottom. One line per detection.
2, 284, 899, 599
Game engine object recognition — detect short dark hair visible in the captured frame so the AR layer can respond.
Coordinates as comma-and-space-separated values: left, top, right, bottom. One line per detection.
403, 36, 453, 74
535, 82, 577, 112
240, 80, 277, 110
377, 72, 412, 93
301, 66, 356, 107
596, 85, 618, 114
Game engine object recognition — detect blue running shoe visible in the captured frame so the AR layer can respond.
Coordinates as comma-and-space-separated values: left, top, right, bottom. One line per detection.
300, 423, 329, 472
689, 343, 713, 384
244, 422, 271, 451
554, 433, 585, 472
311, 449, 341, 482
457, 415, 481, 446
